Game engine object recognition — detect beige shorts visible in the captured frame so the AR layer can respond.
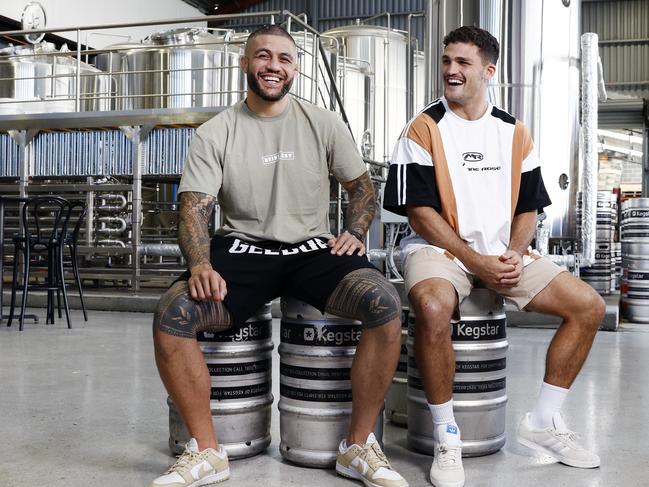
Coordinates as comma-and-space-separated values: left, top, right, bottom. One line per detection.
404, 247, 565, 311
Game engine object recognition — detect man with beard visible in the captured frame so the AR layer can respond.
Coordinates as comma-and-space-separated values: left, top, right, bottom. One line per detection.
148, 25, 408, 487
384, 26, 604, 487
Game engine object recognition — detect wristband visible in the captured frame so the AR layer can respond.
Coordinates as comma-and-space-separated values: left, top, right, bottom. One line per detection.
345, 228, 364, 241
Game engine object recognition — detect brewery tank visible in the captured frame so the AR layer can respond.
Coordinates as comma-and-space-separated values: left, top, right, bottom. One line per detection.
94, 28, 243, 110
0, 42, 110, 112
323, 25, 409, 162
424, 0, 581, 240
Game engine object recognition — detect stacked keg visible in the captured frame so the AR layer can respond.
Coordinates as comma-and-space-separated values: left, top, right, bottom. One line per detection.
578, 191, 614, 294
385, 306, 409, 426
620, 198, 649, 323
278, 297, 383, 467
168, 304, 274, 458
407, 289, 508, 457
610, 193, 621, 292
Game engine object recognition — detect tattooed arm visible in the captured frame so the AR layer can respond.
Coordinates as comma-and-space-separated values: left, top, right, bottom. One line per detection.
178, 191, 227, 302
328, 172, 375, 256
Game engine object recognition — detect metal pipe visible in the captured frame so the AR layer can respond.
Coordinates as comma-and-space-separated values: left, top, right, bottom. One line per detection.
140, 243, 182, 257
580, 33, 599, 267
97, 239, 126, 248
424, 0, 440, 102
97, 194, 128, 211
97, 216, 127, 234
0, 11, 284, 37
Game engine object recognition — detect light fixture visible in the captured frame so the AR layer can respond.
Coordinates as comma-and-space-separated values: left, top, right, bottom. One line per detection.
597, 129, 643, 145
600, 143, 643, 158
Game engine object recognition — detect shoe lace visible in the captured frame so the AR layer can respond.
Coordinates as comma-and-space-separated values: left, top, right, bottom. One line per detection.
166, 449, 203, 474
437, 443, 461, 467
555, 429, 582, 446
361, 442, 391, 471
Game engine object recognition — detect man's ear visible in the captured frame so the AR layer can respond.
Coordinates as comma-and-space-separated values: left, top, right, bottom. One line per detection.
484, 62, 496, 81
239, 55, 248, 73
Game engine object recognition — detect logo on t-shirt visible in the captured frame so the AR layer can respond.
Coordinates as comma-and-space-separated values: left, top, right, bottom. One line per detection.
461, 152, 501, 172
262, 151, 295, 165
462, 152, 484, 162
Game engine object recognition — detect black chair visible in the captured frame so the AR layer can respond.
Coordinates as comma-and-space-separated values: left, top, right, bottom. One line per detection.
8, 196, 71, 331
59, 200, 88, 321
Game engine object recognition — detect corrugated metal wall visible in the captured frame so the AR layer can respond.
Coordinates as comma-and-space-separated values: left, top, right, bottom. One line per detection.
219, 0, 425, 47
582, 0, 649, 98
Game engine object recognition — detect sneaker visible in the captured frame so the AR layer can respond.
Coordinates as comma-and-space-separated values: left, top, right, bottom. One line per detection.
336, 432, 409, 487
429, 424, 465, 487
148, 438, 230, 487
517, 412, 600, 468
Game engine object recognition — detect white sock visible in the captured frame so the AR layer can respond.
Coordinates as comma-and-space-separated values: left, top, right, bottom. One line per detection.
429, 399, 457, 437
530, 382, 569, 429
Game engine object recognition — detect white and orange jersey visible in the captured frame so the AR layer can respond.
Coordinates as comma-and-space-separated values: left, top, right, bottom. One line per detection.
383, 97, 551, 271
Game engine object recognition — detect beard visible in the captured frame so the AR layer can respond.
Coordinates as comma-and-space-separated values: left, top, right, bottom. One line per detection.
247, 71, 293, 101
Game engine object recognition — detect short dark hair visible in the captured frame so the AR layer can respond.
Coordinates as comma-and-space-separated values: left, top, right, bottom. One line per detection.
443, 26, 499, 64
245, 24, 296, 54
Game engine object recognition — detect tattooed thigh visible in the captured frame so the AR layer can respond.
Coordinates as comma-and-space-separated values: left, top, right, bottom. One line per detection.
153, 281, 233, 338
325, 268, 401, 328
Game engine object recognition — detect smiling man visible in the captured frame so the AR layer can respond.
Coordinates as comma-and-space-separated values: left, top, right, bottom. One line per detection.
149, 25, 407, 487
384, 26, 605, 487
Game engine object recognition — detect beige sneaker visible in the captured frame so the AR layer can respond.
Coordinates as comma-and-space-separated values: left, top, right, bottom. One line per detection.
336, 433, 409, 487
149, 438, 230, 487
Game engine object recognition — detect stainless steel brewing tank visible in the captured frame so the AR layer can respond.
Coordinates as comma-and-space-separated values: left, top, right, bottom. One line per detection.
95, 28, 243, 110
168, 304, 274, 459
486, 0, 581, 239
323, 25, 408, 162
0, 42, 110, 112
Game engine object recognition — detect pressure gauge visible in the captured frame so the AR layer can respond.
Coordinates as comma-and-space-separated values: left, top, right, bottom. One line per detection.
21, 2, 47, 44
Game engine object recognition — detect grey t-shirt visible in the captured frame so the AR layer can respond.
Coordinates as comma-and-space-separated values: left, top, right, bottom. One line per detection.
178, 97, 366, 244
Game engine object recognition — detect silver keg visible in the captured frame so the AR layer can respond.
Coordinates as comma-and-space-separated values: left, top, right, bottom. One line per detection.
621, 198, 649, 323
278, 297, 383, 467
579, 191, 613, 294
168, 304, 273, 458
385, 306, 409, 426
407, 288, 508, 457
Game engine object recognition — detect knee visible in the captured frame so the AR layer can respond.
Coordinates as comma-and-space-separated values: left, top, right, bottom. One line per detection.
153, 283, 201, 340
568, 289, 606, 331
583, 292, 606, 329
327, 269, 402, 328
409, 292, 453, 340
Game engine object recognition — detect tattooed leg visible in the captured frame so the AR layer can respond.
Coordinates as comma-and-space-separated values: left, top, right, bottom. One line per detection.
325, 268, 402, 445
154, 281, 232, 338
325, 268, 401, 328
152, 281, 232, 450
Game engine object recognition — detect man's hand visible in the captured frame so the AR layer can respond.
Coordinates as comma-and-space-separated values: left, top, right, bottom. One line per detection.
467, 254, 516, 288
497, 249, 523, 287
328, 230, 366, 257
188, 262, 228, 301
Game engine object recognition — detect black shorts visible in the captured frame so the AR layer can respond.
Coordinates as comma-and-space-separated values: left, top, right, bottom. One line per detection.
175, 235, 377, 326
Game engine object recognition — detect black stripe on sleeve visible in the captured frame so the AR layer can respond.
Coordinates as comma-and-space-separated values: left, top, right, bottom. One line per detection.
515, 166, 552, 215
423, 100, 446, 124
491, 106, 516, 125
383, 164, 441, 216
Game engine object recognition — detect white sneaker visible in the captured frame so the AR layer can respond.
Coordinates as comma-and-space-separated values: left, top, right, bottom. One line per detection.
517, 412, 600, 468
336, 432, 409, 487
429, 424, 464, 487
148, 438, 230, 487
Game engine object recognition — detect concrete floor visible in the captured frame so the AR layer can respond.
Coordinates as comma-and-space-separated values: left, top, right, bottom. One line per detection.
1, 309, 648, 487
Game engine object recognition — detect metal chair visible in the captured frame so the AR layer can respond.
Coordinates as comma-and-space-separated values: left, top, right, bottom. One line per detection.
7, 196, 70, 330
60, 200, 88, 321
